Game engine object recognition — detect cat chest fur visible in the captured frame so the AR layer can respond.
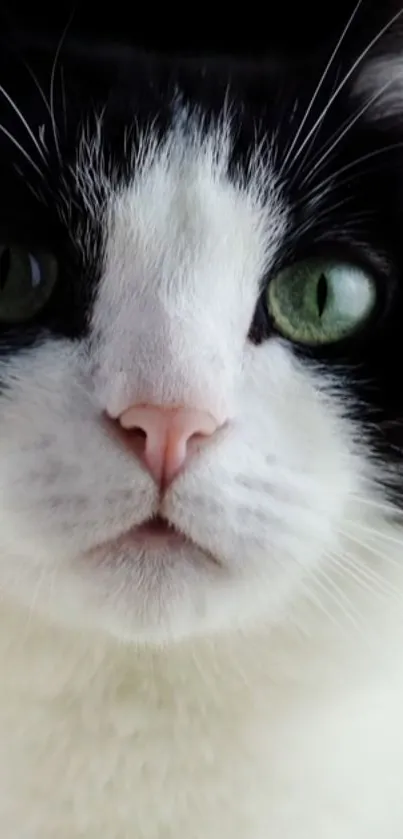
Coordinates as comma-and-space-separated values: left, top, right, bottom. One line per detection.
1, 606, 403, 839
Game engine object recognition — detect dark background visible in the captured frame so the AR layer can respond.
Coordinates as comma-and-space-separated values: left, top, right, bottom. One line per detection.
0, 1, 401, 62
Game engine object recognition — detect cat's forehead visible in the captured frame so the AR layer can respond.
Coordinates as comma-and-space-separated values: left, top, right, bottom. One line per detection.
87, 117, 287, 404
78, 115, 286, 299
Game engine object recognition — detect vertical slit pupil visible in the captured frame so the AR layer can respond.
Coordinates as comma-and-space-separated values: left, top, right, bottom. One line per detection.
317, 273, 328, 317
0, 248, 11, 291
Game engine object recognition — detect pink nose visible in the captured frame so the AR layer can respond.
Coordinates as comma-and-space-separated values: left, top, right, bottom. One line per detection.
116, 404, 220, 487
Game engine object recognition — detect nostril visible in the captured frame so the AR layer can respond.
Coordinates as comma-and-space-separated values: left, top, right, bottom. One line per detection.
103, 412, 148, 458
105, 404, 223, 487
129, 426, 147, 442
125, 425, 148, 457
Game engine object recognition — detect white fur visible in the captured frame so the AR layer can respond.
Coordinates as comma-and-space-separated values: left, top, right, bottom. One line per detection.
1, 119, 403, 837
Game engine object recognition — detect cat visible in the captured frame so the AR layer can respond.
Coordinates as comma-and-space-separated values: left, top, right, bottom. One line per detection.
1, 2, 403, 836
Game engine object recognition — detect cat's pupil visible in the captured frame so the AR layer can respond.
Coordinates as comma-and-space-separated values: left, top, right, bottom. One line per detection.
316, 273, 328, 318
0, 248, 10, 292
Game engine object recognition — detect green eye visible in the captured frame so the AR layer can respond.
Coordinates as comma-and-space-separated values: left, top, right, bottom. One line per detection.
0, 243, 58, 324
267, 260, 377, 346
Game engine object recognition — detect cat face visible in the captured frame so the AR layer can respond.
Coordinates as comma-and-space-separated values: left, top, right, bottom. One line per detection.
0, 9, 402, 643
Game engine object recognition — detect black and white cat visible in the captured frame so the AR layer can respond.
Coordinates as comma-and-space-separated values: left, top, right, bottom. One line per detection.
1, 3, 403, 836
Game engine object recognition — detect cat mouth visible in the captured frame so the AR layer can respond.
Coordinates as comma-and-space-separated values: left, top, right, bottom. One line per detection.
131, 515, 190, 547
95, 515, 221, 565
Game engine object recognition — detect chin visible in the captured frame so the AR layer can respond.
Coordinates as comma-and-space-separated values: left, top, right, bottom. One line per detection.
21, 530, 325, 648
65, 546, 233, 645
4, 508, 305, 646
10, 523, 224, 645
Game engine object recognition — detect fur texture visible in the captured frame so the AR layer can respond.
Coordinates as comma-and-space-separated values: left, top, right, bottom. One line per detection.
1, 3, 403, 836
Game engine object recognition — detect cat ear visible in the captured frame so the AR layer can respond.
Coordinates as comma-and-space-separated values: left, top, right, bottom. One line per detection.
349, 0, 403, 121
353, 51, 403, 120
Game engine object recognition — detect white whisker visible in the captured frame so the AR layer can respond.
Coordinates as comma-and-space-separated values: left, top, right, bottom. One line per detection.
25, 567, 48, 628
338, 528, 403, 577
350, 494, 402, 517
292, 195, 355, 239
330, 550, 401, 601
310, 566, 365, 633
287, 6, 403, 176
0, 84, 47, 164
0, 123, 44, 177
49, 10, 75, 162
344, 519, 403, 553
280, 0, 363, 175
297, 577, 346, 632
21, 61, 53, 125
299, 74, 403, 188
296, 140, 403, 200
60, 65, 67, 136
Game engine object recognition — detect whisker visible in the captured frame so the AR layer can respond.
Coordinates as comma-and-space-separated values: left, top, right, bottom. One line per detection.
310, 566, 365, 632
49, 9, 75, 162
38, 124, 47, 150
298, 574, 351, 632
295, 141, 403, 205
349, 494, 403, 517
299, 74, 403, 189
287, 6, 403, 177
344, 519, 403, 552
329, 550, 401, 601
291, 195, 356, 239
21, 60, 52, 124
25, 566, 48, 627
280, 0, 363, 175
289, 67, 344, 187
60, 65, 67, 136
340, 527, 403, 574
0, 123, 44, 177
0, 84, 47, 164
